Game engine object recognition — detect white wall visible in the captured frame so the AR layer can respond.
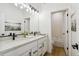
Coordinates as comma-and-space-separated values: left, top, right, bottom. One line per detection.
70, 4, 79, 55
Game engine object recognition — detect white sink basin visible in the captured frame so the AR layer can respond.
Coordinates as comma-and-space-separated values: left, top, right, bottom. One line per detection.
15, 35, 35, 40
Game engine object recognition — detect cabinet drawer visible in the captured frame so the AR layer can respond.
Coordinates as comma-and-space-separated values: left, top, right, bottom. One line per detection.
42, 47, 47, 55
31, 46, 38, 56
21, 50, 31, 56
38, 43, 43, 56
38, 43, 44, 49
42, 41, 48, 55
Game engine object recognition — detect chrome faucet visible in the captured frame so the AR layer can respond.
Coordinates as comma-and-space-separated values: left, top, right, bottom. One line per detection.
12, 33, 16, 40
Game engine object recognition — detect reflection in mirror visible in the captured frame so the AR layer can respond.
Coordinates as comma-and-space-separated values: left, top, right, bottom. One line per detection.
24, 17, 30, 34
5, 21, 21, 31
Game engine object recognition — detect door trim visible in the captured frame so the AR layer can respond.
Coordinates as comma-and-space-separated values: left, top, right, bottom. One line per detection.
51, 8, 71, 56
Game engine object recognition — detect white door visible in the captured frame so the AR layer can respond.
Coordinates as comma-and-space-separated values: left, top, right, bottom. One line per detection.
52, 12, 65, 47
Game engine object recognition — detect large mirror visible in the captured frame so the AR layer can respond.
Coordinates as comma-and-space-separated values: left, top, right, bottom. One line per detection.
0, 3, 39, 35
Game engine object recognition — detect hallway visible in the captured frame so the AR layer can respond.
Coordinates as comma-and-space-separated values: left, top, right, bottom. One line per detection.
45, 46, 66, 56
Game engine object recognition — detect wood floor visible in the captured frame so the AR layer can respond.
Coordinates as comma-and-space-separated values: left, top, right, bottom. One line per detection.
45, 46, 66, 56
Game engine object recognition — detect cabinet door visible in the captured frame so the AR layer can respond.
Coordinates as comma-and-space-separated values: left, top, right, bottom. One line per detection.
38, 43, 43, 56
3, 40, 37, 56
22, 50, 32, 56
38, 36, 48, 56
42, 41, 47, 55
31, 46, 38, 56
3, 45, 29, 56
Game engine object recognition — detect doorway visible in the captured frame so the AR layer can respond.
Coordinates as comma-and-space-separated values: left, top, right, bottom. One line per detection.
51, 9, 69, 56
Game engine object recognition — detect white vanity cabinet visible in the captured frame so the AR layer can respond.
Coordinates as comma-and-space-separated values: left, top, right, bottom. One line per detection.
38, 36, 48, 56
0, 35, 48, 56
2, 40, 37, 56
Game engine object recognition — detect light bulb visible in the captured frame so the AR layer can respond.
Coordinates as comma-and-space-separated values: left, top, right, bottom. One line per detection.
14, 3, 18, 6
37, 12, 39, 15
22, 4, 26, 8
31, 10, 34, 13
26, 9, 29, 12
35, 11, 37, 14
20, 6, 23, 9
29, 7, 31, 11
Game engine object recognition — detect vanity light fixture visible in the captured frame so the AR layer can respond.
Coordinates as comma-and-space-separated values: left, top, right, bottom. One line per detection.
14, 3, 39, 15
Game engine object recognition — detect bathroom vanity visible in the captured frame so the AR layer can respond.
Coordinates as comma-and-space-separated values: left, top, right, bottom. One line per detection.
0, 35, 48, 56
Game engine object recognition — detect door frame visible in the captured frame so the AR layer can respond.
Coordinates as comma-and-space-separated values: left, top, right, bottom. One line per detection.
51, 8, 71, 56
